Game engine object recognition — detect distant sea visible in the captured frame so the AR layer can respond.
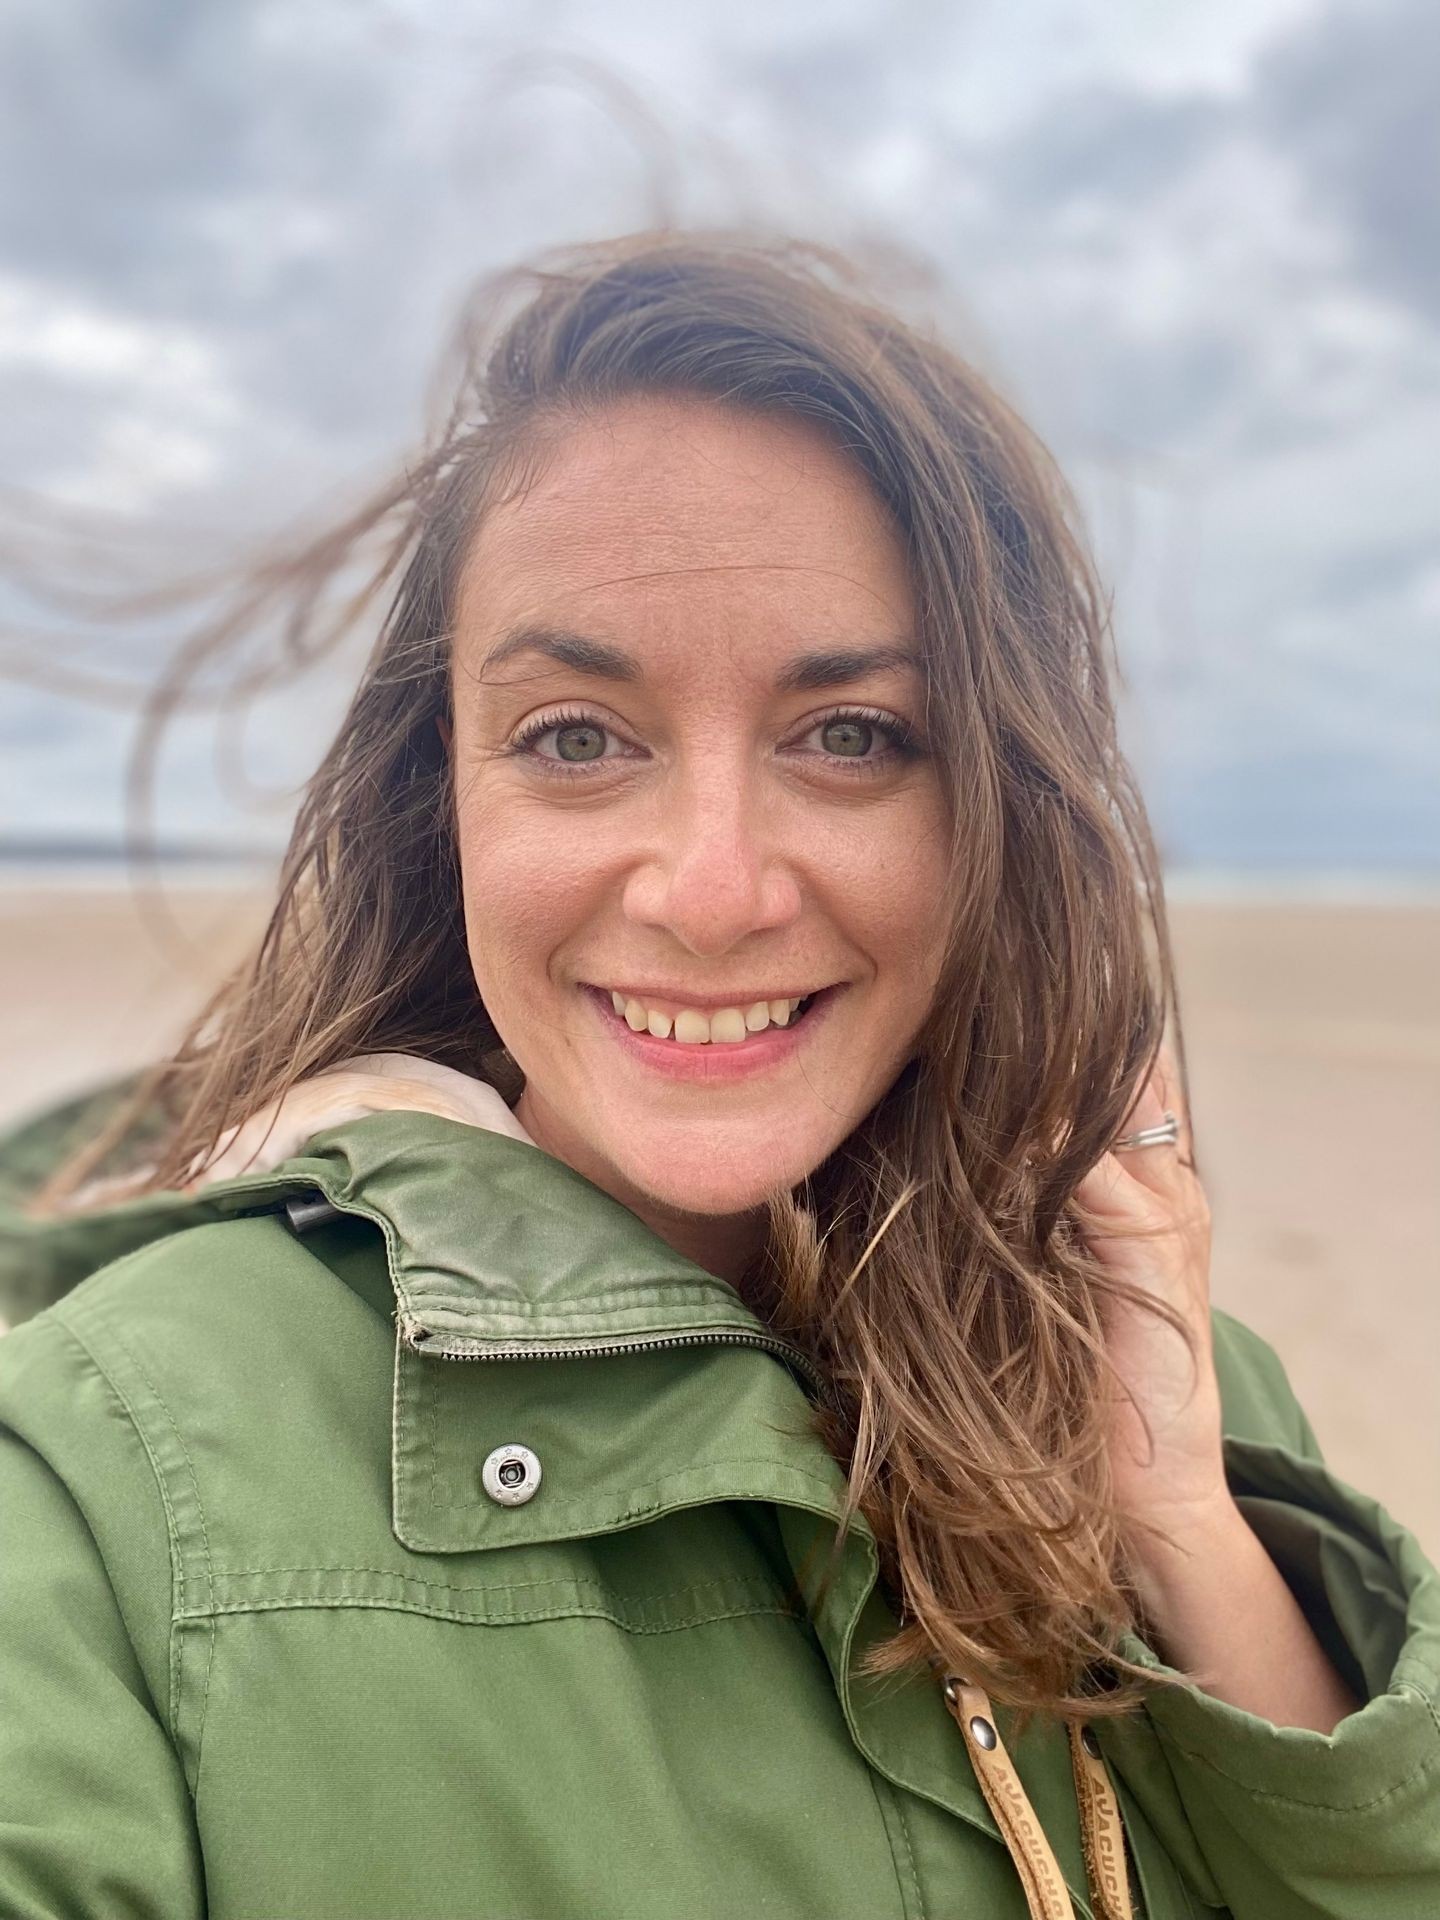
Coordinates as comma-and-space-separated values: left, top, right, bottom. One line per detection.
0, 839, 280, 890
0, 840, 1436, 906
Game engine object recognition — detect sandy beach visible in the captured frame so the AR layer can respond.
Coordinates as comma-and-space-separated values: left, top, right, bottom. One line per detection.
1, 879, 1435, 1555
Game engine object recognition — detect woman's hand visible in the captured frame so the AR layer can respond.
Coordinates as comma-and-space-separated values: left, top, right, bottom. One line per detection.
1072, 1037, 1360, 1731
1072, 1037, 1231, 1549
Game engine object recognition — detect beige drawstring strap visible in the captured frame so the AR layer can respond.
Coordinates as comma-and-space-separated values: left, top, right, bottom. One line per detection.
942, 1676, 1134, 1920
942, 1676, 1075, 1919
1067, 1719, 1135, 1920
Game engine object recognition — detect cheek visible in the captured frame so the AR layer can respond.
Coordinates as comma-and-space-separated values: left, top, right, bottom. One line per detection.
835, 801, 951, 981
453, 797, 608, 1000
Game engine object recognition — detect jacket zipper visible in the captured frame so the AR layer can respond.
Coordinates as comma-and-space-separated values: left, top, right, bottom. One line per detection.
399, 1315, 830, 1403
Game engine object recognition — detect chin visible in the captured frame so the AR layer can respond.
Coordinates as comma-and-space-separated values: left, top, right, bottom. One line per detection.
609, 1130, 828, 1220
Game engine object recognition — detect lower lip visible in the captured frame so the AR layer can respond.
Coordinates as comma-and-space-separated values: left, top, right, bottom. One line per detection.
582, 984, 843, 1082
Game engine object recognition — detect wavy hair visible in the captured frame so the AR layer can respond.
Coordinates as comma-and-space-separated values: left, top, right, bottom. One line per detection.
40, 230, 1198, 1724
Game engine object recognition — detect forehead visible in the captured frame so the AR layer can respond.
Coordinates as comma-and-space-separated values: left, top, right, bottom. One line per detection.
453, 398, 914, 668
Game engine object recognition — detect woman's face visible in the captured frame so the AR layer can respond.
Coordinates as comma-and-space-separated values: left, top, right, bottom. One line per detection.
449, 395, 951, 1236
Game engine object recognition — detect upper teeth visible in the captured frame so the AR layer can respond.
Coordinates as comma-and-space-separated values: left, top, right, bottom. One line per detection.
608, 991, 811, 1043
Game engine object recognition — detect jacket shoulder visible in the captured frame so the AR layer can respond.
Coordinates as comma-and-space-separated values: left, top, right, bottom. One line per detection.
0, 1204, 394, 1495
39, 1203, 320, 1321
1, 1206, 400, 1607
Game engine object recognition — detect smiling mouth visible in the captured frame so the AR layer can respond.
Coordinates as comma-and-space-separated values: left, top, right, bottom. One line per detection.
585, 983, 834, 1048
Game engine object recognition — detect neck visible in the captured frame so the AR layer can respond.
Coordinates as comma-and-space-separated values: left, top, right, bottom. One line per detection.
512, 1089, 767, 1290
622, 1196, 767, 1292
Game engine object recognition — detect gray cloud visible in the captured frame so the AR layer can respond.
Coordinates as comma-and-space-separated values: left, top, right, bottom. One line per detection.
0, 0, 1434, 878
1254, 0, 1440, 322
987, 84, 1230, 209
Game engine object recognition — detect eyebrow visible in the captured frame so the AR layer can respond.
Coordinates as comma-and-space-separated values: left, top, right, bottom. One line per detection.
478, 624, 921, 693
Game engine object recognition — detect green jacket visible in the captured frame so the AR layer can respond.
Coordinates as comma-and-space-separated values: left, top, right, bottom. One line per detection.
1, 1105, 1437, 1919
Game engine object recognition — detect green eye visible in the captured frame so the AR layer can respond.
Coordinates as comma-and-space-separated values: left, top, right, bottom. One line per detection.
508, 701, 923, 782
821, 717, 873, 758
803, 707, 921, 773
507, 708, 622, 771
553, 723, 607, 762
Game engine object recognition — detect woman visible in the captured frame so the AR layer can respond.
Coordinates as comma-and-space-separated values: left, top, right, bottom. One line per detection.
1, 233, 1435, 1920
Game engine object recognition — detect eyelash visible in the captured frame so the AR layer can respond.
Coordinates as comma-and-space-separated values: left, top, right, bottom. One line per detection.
505, 705, 924, 782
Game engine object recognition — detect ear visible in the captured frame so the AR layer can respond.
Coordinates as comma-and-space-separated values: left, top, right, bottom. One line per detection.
436, 711, 453, 752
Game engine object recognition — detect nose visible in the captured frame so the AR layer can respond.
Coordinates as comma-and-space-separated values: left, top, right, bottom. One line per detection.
621, 760, 803, 956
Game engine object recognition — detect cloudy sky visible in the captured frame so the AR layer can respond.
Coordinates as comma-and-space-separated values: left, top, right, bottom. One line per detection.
0, 0, 1435, 880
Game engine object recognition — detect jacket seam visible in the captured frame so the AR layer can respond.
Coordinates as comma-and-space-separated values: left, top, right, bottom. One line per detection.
57, 1303, 219, 1800
177, 1595, 808, 1633
892, 1791, 926, 1920
1396, 1651, 1440, 1693
403, 1285, 747, 1318
109, 1324, 219, 1801
869, 1772, 928, 1920
1153, 1685, 1440, 1812
197, 1565, 794, 1598
47, 1310, 188, 1739
1113, 1771, 1208, 1920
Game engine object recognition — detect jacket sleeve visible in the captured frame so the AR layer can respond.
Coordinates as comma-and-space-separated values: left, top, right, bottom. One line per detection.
0, 1315, 206, 1919
1110, 1309, 1440, 1920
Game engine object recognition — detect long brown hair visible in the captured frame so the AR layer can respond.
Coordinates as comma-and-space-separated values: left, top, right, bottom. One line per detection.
41, 230, 1198, 1725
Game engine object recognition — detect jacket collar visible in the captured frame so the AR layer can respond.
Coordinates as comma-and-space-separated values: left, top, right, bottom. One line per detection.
300, 1111, 823, 1377
12, 1107, 820, 1386
268, 1113, 842, 1549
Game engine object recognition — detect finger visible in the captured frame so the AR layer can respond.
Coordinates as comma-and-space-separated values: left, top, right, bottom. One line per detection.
1113, 1037, 1194, 1197
1146, 1035, 1195, 1169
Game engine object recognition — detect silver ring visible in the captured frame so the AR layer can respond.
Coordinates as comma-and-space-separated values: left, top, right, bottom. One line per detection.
1115, 1109, 1181, 1151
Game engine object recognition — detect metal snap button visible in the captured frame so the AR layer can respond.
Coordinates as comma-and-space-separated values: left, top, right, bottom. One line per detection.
283, 1191, 342, 1236
1080, 1725, 1101, 1758
480, 1443, 542, 1507
968, 1715, 998, 1750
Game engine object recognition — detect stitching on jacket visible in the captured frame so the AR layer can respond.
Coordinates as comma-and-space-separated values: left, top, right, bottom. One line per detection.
187, 1596, 806, 1633
191, 1569, 803, 1625
65, 1305, 220, 1805
388, 1307, 425, 1511
1154, 1693, 1440, 1812
401, 1285, 753, 1319
202, 1566, 793, 1599
869, 1772, 927, 1920
423, 1327, 441, 1512
892, 1792, 927, 1920
109, 1322, 219, 1806
1397, 1651, 1440, 1692
45, 1312, 185, 1737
